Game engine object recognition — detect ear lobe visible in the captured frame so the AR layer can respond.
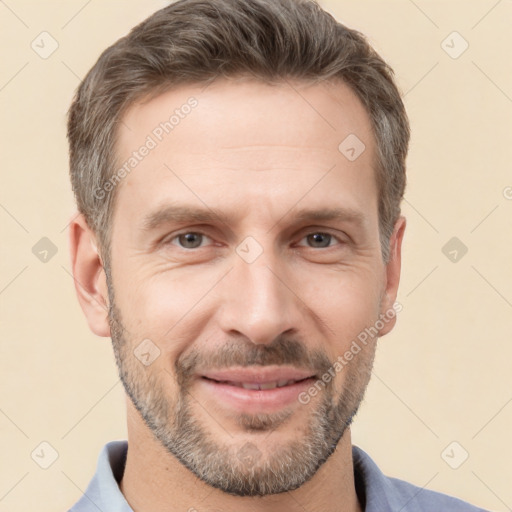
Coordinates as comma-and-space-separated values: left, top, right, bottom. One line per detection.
69, 213, 111, 337
378, 216, 406, 337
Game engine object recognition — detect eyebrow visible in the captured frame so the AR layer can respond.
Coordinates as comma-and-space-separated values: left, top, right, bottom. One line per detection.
142, 205, 231, 231
141, 204, 366, 232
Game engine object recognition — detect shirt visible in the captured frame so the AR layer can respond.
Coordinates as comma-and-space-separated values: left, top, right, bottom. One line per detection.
68, 441, 489, 511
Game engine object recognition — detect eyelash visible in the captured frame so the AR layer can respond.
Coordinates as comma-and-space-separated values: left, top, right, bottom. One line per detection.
164, 230, 346, 250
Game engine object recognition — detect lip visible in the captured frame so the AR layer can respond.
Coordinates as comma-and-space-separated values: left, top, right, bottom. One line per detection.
197, 366, 317, 413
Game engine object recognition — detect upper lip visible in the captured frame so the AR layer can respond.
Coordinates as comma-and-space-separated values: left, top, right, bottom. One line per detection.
200, 366, 316, 384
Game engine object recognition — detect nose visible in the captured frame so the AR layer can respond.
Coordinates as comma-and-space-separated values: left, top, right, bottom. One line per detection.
216, 245, 301, 346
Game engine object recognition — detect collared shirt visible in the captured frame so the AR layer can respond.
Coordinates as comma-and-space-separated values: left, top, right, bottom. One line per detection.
68, 441, 489, 511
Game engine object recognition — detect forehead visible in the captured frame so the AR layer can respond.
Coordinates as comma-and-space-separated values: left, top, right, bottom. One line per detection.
112, 78, 377, 231
119, 77, 374, 157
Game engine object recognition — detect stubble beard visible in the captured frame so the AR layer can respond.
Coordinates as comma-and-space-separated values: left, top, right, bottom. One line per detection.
108, 291, 375, 496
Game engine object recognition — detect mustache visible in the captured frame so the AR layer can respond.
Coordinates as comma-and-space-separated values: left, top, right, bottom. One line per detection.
175, 335, 333, 386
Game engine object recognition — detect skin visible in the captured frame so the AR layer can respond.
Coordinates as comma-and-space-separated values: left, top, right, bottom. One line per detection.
70, 77, 405, 512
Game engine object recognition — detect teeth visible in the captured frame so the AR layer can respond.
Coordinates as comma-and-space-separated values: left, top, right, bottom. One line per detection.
210, 378, 304, 389
241, 382, 262, 390
259, 381, 278, 390
238, 380, 296, 390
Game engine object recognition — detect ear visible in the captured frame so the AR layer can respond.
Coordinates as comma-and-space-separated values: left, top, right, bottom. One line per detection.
378, 216, 406, 337
69, 213, 110, 337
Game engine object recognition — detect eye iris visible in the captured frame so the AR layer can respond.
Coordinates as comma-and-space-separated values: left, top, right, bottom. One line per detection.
179, 233, 202, 249
308, 233, 331, 248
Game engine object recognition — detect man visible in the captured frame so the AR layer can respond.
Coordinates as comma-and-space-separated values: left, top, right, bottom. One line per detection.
66, 0, 487, 510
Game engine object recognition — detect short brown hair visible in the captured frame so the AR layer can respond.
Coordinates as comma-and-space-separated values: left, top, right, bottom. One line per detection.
67, 0, 409, 262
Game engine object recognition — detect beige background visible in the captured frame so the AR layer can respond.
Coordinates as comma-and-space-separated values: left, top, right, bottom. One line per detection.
1, 1, 511, 511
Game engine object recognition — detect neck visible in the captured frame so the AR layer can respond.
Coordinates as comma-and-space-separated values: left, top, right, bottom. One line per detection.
120, 400, 362, 512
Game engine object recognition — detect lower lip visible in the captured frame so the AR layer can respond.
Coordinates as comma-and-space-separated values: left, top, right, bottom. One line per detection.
197, 377, 316, 413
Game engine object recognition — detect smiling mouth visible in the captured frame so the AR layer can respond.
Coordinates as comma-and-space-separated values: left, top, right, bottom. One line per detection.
198, 368, 318, 412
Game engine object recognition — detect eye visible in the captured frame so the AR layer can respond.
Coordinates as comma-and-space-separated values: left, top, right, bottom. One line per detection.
297, 232, 343, 249
168, 232, 212, 249
163, 230, 345, 251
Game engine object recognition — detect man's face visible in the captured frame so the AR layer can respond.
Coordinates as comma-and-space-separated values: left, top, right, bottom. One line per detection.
106, 78, 402, 496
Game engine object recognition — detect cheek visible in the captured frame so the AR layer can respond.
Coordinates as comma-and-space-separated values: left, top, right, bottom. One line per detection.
300, 266, 383, 341
111, 266, 217, 358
